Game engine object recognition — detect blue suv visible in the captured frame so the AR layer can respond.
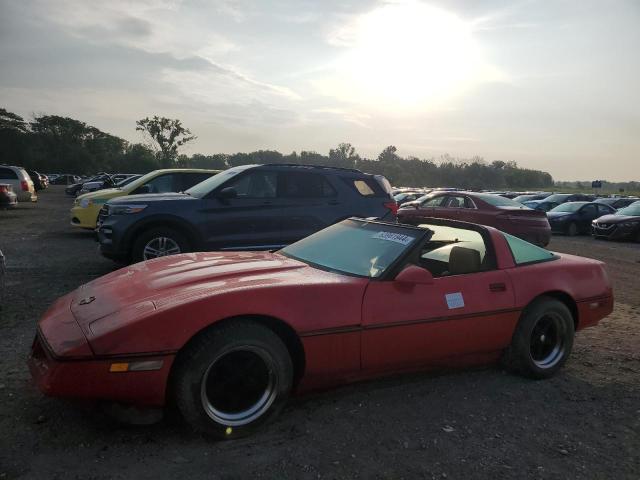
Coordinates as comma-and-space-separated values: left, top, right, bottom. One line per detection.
97, 164, 397, 263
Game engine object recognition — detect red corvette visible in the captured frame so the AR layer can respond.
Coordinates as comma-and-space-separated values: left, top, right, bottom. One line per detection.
29, 218, 612, 438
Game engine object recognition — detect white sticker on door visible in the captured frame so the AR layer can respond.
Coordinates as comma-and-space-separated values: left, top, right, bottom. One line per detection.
445, 292, 465, 309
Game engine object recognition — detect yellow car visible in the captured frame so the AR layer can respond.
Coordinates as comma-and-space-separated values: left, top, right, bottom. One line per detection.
70, 169, 221, 229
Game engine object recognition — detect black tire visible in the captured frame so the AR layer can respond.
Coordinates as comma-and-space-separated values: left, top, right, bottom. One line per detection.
503, 297, 574, 379
567, 222, 578, 236
172, 320, 293, 439
131, 227, 190, 263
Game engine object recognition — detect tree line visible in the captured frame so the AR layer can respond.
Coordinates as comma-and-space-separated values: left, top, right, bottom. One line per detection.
0, 107, 554, 189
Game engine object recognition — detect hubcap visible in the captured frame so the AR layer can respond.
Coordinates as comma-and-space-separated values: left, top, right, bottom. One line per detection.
200, 347, 277, 427
529, 313, 565, 368
142, 236, 181, 260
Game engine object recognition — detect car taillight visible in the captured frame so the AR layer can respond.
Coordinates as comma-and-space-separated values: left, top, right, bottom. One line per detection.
0, 185, 7, 193
20, 180, 29, 191
384, 201, 399, 215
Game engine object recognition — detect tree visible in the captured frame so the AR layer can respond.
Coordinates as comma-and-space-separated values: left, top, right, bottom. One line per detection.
135, 116, 196, 168
329, 142, 360, 168
0, 108, 29, 133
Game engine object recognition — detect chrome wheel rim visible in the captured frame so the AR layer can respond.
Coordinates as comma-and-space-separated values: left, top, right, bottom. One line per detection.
529, 313, 565, 368
142, 236, 181, 260
200, 346, 277, 427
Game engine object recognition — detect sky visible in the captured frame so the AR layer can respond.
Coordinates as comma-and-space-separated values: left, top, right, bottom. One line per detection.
0, 0, 638, 181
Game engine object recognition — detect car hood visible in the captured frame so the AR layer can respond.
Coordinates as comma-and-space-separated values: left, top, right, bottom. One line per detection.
108, 192, 194, 204
594, 214, 640, 224
76, 188, 122, 201
70, 251, 307, 329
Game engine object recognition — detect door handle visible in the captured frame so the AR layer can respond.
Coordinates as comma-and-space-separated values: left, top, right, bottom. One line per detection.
489, 283, 507, 292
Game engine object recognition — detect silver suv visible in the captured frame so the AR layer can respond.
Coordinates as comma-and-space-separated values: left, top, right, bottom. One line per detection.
0, 165, 37, 202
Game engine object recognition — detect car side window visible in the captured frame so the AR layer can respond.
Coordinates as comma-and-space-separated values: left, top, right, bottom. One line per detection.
504, 233, 556, 265
442, 195, 474, 208
412, 224, 493, 277
421, 196, 445, 207
278, 172, 336, 198
580, 204, 597, 217
597, 204, 612, 216
141, 174, 175, 194
227, 171, 277, 198
0, 168, 18, 179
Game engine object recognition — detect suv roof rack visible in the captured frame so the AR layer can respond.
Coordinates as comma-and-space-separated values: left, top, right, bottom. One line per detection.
262, 163, 363, 174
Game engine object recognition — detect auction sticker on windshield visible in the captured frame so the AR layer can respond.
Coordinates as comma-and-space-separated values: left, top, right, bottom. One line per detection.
372, 232, 415, 245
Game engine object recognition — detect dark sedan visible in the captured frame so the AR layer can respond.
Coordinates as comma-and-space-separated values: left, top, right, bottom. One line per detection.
398, 191, 551, 246
594, 197, 640, 210
592, 202, 640, 242
547, 202, 615, 236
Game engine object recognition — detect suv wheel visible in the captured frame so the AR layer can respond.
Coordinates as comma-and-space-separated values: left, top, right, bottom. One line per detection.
132, 227, 189, 263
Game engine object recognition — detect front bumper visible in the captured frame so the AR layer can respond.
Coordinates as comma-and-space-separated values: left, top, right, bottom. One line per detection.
591, 224, 637, 240
28, 332, 174, 407
70, 205, 100, 229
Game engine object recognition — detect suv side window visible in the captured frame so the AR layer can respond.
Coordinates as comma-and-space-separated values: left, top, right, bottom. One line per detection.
227, 171, 277, 198
0, 167, 18, 179
279, 172, 336, 198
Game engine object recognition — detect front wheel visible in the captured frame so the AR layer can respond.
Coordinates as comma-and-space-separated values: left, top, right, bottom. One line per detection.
131, 227, 189, 263
172, 321, 293, 439
504, 297, 575, 379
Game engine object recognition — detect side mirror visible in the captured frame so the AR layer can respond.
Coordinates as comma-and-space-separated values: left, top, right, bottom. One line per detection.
135, 185, 151, 194
217, 187, 238, 200
395, 265, 434, 285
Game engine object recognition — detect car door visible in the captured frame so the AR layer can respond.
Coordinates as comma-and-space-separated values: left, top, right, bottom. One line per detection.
418, 194, 447, 218
361, 228, 516, 373
277, 171, 343, 245
200, 169, 287, 250
577, 204, 598, 231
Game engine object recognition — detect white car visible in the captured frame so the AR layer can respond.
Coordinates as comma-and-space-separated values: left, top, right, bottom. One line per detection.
0, 165, 37, 202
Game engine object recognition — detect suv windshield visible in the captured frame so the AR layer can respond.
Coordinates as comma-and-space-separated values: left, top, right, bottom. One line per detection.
616, 203, 640, 216
280, 219, 423, 278
186, 165, 254, 198
550, 202, 587, 213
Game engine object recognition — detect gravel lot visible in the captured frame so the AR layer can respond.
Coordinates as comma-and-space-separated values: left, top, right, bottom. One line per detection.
1, 186, 639, 479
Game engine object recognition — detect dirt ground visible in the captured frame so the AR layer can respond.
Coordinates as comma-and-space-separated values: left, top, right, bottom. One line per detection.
1, 186, 638, 480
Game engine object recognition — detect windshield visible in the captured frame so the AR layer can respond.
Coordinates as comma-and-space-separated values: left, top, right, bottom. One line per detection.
280, 219, 423, 278
186, 165, 253, 198
543, 194, 571, 203
116, 175, 140, 187
475, 193, 528, 208
616, 203, 640, 216
549, 202, 586, 213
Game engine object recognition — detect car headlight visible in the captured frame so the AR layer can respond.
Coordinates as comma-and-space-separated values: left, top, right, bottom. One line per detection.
108, 204, 148, 215
79, 198, 93, 208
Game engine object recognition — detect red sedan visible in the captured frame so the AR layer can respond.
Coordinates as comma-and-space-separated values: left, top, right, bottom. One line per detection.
29, 218, 612, 439
398, 191, 551, 246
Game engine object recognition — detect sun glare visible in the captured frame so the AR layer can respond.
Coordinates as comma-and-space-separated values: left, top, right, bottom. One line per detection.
326, 2, 484, 108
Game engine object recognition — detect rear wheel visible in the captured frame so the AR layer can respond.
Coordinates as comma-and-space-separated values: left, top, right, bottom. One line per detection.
504, 297, 574, 379
131, 227, 189, 263
172, 321, 293, 439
